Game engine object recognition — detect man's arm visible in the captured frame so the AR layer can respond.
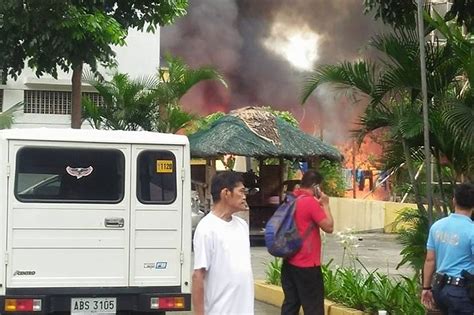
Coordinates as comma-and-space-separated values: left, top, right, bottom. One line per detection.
317, 192, 334, 234
421, 250, 436, 309
192, 268, 206, 315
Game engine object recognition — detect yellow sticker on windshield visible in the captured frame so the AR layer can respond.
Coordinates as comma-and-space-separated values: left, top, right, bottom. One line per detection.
156, 160, 173, 173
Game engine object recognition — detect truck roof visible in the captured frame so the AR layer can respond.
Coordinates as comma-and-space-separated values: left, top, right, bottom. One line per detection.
0, 128, 189, 146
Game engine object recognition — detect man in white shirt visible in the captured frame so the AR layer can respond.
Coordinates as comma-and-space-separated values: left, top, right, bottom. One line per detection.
192, 171, 254, 315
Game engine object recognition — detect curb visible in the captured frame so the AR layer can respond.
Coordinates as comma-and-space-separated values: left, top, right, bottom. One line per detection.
254, 280, 369, 315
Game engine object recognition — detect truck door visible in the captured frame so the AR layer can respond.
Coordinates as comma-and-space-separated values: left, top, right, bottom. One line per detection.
7, 142, 131, 288
129, 145, 184, 286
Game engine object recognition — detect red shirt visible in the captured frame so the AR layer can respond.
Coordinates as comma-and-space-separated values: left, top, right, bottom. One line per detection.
287, 188, 327, 267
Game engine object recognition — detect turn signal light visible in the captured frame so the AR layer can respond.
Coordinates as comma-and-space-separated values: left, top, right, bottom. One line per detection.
5, 299, 42, 312
150, 296, 185, 309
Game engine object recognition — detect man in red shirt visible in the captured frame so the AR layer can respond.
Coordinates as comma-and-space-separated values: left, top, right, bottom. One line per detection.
281, 170, 334, 315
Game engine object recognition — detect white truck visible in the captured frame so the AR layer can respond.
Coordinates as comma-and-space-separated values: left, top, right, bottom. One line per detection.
0, 128, 192, 314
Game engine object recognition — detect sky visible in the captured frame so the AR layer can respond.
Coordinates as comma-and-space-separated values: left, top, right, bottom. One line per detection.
161, 0, 381, 145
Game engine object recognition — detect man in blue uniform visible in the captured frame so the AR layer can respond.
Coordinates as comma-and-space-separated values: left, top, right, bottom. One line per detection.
421, 183, 474, 314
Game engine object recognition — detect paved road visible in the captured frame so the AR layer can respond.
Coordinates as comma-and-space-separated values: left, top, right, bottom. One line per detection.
174, 232, 410, 314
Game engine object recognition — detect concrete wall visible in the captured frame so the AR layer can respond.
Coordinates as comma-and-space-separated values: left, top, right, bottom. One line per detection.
329, 197, 418, 233
383, 201, 418, 233
1, 28, 160, 128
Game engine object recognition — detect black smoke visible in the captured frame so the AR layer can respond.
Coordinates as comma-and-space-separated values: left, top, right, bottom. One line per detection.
161, 0, 380, 143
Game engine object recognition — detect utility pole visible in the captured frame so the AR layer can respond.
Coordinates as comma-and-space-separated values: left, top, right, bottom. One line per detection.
417, 0, 434, 225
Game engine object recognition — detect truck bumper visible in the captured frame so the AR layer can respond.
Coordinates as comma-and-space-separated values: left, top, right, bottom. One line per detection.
0, 287, 191, 314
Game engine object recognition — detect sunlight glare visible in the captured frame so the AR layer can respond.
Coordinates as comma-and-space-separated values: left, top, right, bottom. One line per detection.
263, 22, 321, 71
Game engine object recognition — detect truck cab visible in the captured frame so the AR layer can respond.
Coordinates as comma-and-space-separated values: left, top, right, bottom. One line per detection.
0, 128, 192, 314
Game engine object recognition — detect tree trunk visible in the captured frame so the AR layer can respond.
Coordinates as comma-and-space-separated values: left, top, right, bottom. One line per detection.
158, 103, 169, 133
402, 138, 426, 213
434, 149, 449, 216
71, 62, 83, 129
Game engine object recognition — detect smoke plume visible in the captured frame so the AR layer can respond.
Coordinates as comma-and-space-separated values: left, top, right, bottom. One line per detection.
161, 0, 379, 145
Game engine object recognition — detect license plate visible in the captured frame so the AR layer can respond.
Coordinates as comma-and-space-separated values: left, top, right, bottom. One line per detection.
71, 297, 117, 314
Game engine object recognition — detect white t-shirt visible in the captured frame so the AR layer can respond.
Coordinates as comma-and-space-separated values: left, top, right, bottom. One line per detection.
193, 212, 254, 315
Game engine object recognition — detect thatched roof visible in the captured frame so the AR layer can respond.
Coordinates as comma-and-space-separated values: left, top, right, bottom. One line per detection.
188, 108, 343, 161
231, 107, 280, 145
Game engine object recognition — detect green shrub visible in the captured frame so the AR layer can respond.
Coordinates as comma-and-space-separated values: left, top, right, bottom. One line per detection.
394, 207, 444, 278
318, 160, 346, 197
322, 265, 424, 314
265, 259, 424, 314
265, 257, 283, 286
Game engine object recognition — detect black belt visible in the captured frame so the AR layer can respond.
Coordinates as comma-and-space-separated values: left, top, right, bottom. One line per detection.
445, 276, 466, 287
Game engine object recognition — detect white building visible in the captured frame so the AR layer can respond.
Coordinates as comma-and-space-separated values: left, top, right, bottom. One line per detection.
429, 0, 453, 43
0, 28, 160, 128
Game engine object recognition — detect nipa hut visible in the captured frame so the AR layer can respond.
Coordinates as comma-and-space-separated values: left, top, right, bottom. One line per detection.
188, 107, 343, 161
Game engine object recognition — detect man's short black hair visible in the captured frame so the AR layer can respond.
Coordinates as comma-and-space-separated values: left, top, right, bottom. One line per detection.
454, 182, 474, 210
300, 169, 323, 188
210, 171, 244, 203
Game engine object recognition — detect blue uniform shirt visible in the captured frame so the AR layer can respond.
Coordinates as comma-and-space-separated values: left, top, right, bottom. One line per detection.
426, 213, 474, 277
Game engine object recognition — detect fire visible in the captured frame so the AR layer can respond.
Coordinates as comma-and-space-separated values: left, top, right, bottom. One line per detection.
338, 137, 383, 170
337, 136, 391, 200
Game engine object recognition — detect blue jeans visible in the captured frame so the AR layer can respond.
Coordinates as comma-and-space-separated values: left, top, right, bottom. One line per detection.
433, 285, 474, 315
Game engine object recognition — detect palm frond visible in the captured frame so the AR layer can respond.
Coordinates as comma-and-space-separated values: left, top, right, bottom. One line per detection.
380, 140, 406, 170
396, 102, 423, 139
352, 104, 392, 141
370, 29, 419, 69
426, 11, 474, 84
394, 206, 444, 273
81, 72, 158, 131
163, 54, 227, 99
81, 68, 105, 85
82, 97, 103, 129
442, 100, 474, 150
0, 102, 23, 129
370, 29, 421, 103
371, 27, 459, 105
301, 60, 379, 104
134, 75, 159, 90
165, 105, 197, 133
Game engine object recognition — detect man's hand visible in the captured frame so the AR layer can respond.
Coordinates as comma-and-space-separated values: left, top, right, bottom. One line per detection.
421, 250, 436, 311
317, 191, 330, 207
317, 191, 334, 234
421, 289, 435, 310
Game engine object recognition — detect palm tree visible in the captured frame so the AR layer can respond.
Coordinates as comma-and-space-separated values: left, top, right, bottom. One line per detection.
427, 12, 474, 181
82, 72, 157, 131
159, 103, 197, 134
301, 24, 471, 211
300, 23, 474, 279
152, 54, 227, 133
83, 55, 227, 134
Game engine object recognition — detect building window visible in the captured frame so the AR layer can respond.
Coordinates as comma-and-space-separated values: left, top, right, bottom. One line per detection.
24, 90, 104, 114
